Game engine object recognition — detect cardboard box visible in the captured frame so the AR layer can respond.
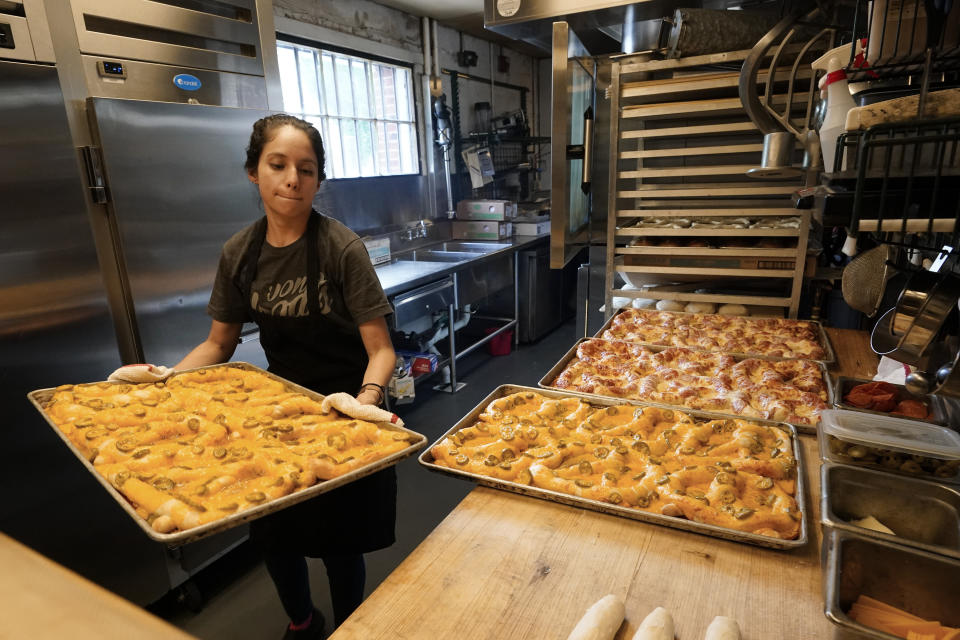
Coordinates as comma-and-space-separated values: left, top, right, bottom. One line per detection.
456, 199, 517, 221
396, 350, 439, 377
362, 237, 391, 265
513, 221, 550, 236
452, 221, 513, 240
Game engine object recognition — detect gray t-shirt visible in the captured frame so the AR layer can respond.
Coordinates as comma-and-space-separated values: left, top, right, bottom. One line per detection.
207, 214, 392, 328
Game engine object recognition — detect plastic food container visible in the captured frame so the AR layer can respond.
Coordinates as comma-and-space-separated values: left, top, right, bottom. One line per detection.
818, 409, 960, 484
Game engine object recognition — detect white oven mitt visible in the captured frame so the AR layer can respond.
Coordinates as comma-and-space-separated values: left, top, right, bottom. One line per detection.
320, 392, 404, 428
108, 364, 176, 383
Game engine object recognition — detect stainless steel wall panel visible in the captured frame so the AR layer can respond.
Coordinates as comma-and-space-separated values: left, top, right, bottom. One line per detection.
69, 0, 264, 75
315, 174, 430, 235
0, 61, 111, 344
0, 59, 171, 606
87, 97, 272, 366
80, 55, 269, 107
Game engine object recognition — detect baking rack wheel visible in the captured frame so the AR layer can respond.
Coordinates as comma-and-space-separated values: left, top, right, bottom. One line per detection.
175, 578, 205, 613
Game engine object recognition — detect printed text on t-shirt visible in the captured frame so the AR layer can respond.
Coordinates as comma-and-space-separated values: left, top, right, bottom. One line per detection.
249, 274, 332, 317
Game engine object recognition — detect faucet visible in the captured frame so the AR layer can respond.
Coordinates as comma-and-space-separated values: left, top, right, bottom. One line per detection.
403, 219, 431, 241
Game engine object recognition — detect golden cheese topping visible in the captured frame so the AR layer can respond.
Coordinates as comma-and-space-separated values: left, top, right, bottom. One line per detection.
551, 339, 827, 426
603, 309, 826, 360
42, 367, 414, 534
430, 392, 801, 540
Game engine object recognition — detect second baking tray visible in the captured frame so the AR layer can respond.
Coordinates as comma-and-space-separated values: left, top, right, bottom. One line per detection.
538, 338, 833, 435
418, 384, 808, 550
594, 309, 836, 365
27, 362, 427, 547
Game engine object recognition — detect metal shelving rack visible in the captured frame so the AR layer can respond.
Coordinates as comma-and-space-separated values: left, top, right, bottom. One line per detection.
605, 49, 811, 318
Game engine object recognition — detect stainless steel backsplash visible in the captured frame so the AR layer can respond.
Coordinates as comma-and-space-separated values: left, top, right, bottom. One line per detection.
313, 173, 436, 236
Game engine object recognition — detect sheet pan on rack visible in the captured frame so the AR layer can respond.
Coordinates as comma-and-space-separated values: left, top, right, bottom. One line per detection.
538, 338, 833, 435
418, 384, 808, 550
594, 309, 836, 365
27, 362, 427, 547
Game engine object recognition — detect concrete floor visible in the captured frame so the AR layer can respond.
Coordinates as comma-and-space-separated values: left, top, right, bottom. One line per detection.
150, 319, 582, 639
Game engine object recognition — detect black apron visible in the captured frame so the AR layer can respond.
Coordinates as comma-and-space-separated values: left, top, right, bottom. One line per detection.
240, 212, 397, 557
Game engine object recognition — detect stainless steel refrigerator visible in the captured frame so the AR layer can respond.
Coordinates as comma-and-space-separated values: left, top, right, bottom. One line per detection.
2, 0, 282, 606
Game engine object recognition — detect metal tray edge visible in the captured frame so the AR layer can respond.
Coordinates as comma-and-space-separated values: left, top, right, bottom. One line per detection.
27, 361, 427, 547
538, 338, 831, 435
418, 383, 808, 550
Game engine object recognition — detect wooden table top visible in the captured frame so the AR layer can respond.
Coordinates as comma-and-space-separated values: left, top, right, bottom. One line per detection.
0, 532, 195, 640
331, 328, 879, 639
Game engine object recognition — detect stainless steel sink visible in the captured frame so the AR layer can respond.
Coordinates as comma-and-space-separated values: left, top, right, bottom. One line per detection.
434, 241, 512, 253
395, 249, 475, 263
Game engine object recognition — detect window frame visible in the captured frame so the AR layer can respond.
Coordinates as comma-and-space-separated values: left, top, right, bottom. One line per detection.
276, 33, 423, 181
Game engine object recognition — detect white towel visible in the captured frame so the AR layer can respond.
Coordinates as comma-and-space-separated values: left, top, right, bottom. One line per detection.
320, 392, 405, 428
108, 364, 175, 383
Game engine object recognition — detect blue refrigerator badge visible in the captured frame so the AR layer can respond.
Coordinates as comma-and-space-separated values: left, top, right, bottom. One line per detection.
173, 74, 202, 91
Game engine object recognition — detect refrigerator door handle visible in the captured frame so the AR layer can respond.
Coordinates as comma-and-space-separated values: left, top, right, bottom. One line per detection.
80, 146, 109, 204
238, 327, 260, 344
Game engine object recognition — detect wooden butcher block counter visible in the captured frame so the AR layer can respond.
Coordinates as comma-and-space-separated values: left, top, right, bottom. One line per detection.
0, 532, 194, 639
330, 328, 876, 640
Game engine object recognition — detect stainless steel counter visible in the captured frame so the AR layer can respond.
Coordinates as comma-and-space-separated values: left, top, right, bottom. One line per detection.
375, 235, 548, 297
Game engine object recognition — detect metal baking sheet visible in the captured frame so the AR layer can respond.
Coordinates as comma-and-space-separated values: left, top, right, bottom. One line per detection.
594, 309, 836, 365
27, 362, 427, 547
833, 376, 948, 427
538, 338, 833, 435
820, 462, 960, 560
418, 384, 808, 550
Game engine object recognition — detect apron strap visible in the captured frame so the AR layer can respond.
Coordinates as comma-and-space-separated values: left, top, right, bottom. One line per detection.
236, 216, 268, 301
304, 211, 322, 317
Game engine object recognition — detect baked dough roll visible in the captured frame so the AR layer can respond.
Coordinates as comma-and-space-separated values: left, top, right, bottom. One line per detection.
632, 606, 674, 640
566, 594, 626, 640
704, 616, 740, 640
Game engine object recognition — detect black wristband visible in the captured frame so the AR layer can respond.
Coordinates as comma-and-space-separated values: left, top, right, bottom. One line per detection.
357, 382, 385, 405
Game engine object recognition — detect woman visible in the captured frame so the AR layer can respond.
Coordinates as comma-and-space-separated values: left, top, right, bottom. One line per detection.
177, 114, 396, 639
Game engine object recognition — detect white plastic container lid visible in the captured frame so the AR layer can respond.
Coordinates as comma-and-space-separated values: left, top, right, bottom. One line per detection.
820, 409, 960, 460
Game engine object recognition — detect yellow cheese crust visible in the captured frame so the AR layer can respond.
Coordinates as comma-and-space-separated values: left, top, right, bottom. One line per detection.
551, 339, 827, 426
603, 309, 826, 360
430, 392, 802, 539
42, 367, 414, 534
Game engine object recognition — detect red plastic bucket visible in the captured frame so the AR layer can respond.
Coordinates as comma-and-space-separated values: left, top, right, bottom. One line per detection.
485, 328, 513, 356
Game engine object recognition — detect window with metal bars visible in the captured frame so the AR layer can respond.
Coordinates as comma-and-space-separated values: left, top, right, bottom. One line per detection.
277, 39, 419, 179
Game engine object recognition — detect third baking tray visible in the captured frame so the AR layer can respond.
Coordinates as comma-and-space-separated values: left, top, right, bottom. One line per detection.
594, 308, 835, 364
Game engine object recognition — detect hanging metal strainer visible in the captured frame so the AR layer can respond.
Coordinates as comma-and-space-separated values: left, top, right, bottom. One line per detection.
841, 244, 898, 316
